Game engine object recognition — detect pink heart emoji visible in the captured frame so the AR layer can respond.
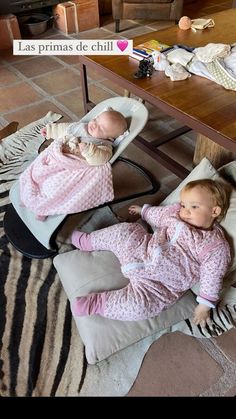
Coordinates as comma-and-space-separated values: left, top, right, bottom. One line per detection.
117, 40, 128, 52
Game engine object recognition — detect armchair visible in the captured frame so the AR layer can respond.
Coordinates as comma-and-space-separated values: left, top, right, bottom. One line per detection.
112, 0, 184, 32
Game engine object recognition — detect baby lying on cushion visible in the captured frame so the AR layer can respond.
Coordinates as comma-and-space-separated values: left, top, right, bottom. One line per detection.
71, 179, 232, 327
19, 109, 128, 219
41, 108, 128, 165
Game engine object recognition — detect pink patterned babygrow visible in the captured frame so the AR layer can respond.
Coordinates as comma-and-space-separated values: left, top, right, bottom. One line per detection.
19, 137, 114, 218
73, 203, 231, 321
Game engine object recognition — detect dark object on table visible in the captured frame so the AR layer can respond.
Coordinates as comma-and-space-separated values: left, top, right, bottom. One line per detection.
134, 58, 154, 79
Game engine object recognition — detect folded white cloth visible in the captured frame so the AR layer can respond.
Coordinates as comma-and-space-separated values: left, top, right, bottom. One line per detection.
166, 48, 194, 67
194, 43, 231, 63
191, 18, 215, 30
165, 63, 191, 81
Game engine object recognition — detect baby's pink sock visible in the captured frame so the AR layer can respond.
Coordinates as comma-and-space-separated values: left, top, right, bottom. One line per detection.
71, 293, 106, 316
71, 230, 93, 251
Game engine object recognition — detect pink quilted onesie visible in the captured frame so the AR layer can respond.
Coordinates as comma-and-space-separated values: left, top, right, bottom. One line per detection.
72, 203, 231, 321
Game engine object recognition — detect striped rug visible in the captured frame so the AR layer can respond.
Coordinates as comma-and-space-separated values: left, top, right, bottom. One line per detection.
0, 112, 86, 396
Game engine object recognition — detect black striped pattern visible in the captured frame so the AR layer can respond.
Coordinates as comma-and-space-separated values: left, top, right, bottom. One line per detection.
0, 117, 86, 396
175, 299, 236, 339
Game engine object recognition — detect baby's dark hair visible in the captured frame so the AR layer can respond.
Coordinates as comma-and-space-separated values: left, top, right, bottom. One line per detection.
182, 178, 231, 221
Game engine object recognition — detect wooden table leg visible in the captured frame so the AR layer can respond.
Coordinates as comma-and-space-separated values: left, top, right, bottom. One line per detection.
124, 90, 130, 97
193, 134, 236, 169
0, 122, 19, 141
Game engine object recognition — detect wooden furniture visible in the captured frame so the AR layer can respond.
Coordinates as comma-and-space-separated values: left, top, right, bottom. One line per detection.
79, 9, 236, 177
0, 14, 21, 50
0, 122, 19, 141
53, 0, 100, 34
53, 2, 77, 34
73, 0, 100, 32
99, 0, 112, 15
112, 0, 183, 32
193, 135, 236, 169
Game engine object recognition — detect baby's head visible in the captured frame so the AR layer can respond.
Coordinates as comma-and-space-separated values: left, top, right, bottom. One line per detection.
87, 110, 127, 140
179, 179, 230, 229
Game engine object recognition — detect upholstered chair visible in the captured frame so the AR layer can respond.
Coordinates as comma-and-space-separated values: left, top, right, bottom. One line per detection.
112, 0, 184, 32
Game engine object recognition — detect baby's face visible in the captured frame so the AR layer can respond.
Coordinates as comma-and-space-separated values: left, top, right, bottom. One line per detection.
179, 186, 220, 229
87, 111, 124, 140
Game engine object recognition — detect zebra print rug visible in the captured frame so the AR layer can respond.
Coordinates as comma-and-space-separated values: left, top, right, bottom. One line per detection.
0, 113, 236, 397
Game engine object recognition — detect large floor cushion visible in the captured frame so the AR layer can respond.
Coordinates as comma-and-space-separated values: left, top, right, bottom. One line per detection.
53, 250, 196, 364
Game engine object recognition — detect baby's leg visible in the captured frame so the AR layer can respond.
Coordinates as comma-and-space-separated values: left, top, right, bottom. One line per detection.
71, 278, 164, 321
71, 231, 92, 251
71, 224, 124, 253
71, 222, 143, 259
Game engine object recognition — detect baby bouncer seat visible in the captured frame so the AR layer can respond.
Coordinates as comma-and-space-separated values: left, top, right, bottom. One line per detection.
4, 97, 159, 259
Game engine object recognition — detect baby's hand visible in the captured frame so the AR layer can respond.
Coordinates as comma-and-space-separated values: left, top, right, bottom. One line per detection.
192, 304, 211, 328
40, 127, 47, 138
79, 142, 87, 151
128, 205, 142, 215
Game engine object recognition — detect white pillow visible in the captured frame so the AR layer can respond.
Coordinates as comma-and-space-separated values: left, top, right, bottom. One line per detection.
53, 250, 196, 364
53, 157, 236, 364
161, 157, 217, 205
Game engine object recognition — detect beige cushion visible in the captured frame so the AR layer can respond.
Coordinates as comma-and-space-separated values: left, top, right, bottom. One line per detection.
218, 160, 236, 272
53, 250, 196, 364
53, 157, 236, 364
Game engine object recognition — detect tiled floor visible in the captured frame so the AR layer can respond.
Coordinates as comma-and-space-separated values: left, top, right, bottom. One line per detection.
1, 0, 236, 397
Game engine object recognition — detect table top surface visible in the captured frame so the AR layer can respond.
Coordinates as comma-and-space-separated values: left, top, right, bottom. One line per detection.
79, 9, 236, 152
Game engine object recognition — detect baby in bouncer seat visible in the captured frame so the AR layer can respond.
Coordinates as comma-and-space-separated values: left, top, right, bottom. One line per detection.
19, 108, 128, 220
40, 108, 128, 165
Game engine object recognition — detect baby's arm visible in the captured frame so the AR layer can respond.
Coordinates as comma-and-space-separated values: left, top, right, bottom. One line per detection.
199, 242, 231, 302
141, 203, 180, 229
79, 143, 112, 165
129, 204, 171, 226
193, 241, 231, 327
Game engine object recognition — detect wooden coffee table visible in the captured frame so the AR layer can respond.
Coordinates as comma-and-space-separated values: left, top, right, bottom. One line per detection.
79, 9, 236, 177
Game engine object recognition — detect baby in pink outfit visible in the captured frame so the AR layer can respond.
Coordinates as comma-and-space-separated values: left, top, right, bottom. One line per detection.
71, 179, 232, 327
40, 109, 128, 165
19, 109, 128, 220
